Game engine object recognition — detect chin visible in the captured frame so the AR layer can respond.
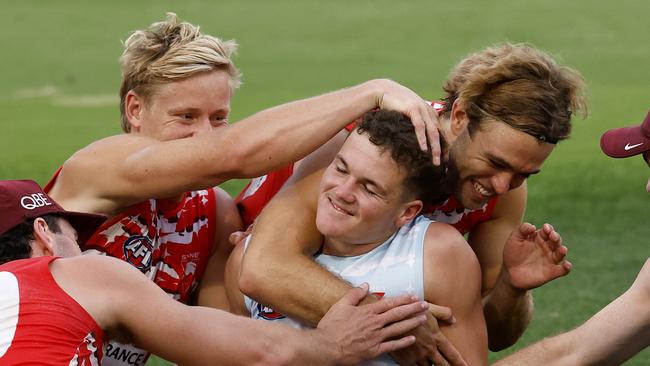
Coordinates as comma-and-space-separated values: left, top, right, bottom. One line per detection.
456, 188, 487, 210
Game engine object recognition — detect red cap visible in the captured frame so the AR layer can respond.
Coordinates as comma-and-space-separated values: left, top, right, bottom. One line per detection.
600, 110, 650, 158
0, 180, 106, 245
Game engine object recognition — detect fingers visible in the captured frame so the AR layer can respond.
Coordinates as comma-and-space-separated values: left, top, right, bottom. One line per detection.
380, 314, 427, 340
337, 283, 370, 306
518, 222, 537, 236
427, 303, 455, 324
379, 300, 429, 325
429, 352, 450, 366
367, 294, 421, 314
411, 107, 429, 153
435, 336, 468, 366
424, 106, 442, 166
375, 335, 417, 356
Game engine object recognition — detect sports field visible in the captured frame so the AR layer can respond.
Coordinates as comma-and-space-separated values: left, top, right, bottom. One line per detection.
1, 0, 649, 364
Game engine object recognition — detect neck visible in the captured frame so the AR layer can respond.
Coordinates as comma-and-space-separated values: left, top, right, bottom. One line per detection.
322, 233, 394, 257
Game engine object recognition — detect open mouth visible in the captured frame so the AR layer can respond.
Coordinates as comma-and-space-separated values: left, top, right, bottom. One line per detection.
472, 181, 492, 197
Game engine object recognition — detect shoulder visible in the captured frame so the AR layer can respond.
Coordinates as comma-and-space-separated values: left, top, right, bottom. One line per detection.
49, 134, 158, 213
424, 222, 477, 266
423, 222, 481, 300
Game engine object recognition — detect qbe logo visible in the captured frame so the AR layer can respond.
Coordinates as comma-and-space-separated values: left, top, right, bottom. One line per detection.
123, 235, 153, 271
20, 193, 52, 210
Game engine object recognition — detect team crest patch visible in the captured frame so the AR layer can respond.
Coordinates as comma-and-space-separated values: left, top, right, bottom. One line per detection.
123, 235, 153, 271
257, 303, 285, 320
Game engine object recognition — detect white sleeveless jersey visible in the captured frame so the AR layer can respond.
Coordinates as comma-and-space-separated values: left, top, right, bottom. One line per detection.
245, 215, 432, 366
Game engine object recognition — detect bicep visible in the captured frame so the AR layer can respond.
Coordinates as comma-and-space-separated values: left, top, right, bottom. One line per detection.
244, 169, 323, 261
424, 224, 488, 365
468, 183, 527, 293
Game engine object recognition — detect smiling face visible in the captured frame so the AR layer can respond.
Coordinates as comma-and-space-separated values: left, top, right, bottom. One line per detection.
448, 119, 555, 209
126, 70, 232, 141
315, 131, 421, 256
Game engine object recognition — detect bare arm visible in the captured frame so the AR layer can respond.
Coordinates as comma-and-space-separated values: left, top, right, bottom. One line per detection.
239, 169, 348, 325
49, 79, 437, 215
53, 255, 428, 365
196, 187, 243, 310
468, 184, 530, 351
495, 258, 650, 366
425, 222, 488, 366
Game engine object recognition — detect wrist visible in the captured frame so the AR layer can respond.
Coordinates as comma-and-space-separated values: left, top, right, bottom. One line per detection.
499, 267, 529, 296
360, 79, 390, 108
313, 329, 343, 365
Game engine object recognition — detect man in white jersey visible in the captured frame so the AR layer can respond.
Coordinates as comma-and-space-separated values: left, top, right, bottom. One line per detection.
224, 110, 543, 365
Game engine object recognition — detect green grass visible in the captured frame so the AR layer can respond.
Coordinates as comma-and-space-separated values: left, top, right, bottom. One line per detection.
1, 1, 649, 364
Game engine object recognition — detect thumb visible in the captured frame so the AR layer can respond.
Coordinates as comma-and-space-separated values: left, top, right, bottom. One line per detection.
517, 222, 536, 237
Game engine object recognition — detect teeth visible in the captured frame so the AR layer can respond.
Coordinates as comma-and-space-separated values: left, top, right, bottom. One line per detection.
330, 198, 351, 215
473, 182, 490, 196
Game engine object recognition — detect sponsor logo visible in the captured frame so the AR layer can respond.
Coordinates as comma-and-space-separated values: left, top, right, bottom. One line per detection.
257, 303, 285, 320
624, 142, 644, 151
20, 193, 52, 210
123, 235, 153, 271
104, 342, 147, 366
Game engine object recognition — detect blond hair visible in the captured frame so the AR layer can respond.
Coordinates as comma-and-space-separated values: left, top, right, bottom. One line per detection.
441, 43, 588, 143
119, 13, 241, 132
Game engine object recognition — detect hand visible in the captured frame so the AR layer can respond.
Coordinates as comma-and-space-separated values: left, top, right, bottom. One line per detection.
371, 79, 442, 165
389, 304, 467, 366
503, 223, 572, 291
317, 283, 429, 365
229, 224, 254, 246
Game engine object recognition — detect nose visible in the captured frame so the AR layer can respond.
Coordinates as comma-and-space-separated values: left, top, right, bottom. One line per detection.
491, 172, 515, 195
191, 117, 213, 136
334, 177, 356, 203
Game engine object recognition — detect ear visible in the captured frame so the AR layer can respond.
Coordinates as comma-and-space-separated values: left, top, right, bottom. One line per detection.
31, 218, 56, 257
395, 200, 423, 228
124, 90, 145, 132
449, 99, 470, 137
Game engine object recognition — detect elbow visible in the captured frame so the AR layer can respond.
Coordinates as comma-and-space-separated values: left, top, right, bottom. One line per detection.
488, 335, 517, 352
238, 255, 270, 300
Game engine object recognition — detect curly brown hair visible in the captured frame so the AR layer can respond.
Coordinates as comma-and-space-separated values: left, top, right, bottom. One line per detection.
356, 110, 455, 204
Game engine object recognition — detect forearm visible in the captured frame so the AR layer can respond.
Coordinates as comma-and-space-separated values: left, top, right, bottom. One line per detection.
482, 272, 533, 351
149, 305, 339, 366
492, 331, 576, 366
223, 80, 383, 178
240, 243, 356, 325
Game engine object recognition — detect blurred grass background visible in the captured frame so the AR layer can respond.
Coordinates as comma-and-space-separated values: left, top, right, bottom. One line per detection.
1, 0, 649, 364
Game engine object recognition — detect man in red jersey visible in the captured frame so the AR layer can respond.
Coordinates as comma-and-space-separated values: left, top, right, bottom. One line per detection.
0, 179, 433, 366
234, 43, 586, 365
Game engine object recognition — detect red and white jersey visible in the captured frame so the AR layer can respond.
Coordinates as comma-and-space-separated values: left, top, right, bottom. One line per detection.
235, 164, 293, 227
0, 257, 104, 365
46, 168, 217, 304
236, 166, 497, 235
